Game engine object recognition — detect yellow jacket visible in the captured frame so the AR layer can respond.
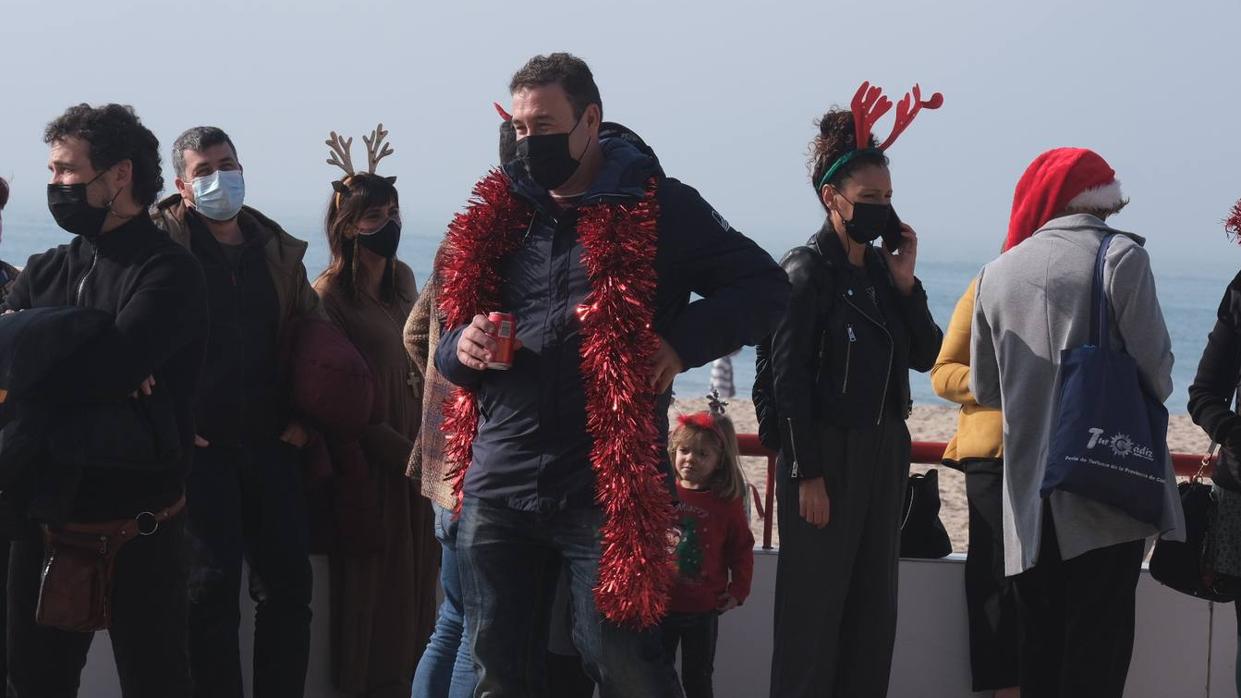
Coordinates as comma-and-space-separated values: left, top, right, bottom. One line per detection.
931, 279, 1003, 464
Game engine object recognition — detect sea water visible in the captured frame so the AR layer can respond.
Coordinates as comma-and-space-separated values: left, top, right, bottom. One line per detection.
0, 215, 1225, 413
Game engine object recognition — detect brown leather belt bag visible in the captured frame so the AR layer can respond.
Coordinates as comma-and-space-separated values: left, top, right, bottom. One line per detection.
35, 496, 185, 632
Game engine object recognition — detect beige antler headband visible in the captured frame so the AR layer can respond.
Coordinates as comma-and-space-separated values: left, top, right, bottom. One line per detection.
326, 122, 395, 207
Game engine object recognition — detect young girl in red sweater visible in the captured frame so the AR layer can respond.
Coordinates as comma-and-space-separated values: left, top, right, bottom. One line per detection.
663, 401, 755, 698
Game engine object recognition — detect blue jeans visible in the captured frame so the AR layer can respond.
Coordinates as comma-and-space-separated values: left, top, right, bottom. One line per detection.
457, 497, 683, 698
412, 503, 477, 698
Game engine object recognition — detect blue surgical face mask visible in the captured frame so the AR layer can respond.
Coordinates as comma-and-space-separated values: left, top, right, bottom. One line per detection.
190, 170, 245, 221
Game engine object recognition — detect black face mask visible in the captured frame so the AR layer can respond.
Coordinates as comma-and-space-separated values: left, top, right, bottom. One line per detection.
357, 219, 401, 258
516, 115, 587, 190
840, 197, 893, 245
47, 170, 114, 239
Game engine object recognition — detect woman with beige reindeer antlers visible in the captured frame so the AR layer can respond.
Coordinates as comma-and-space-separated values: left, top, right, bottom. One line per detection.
312, 124, 438, 698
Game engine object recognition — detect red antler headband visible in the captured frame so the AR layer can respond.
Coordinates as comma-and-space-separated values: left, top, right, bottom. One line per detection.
818, 81, 944, 189
677, 412, 726, 445
1227, 199, 1241, 242
326, 123, 396, 208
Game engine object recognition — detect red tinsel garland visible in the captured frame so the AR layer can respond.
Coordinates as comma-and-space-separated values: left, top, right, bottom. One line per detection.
437, 170, 675, 627
576, 179, 675, 627
437, 170, 531, 496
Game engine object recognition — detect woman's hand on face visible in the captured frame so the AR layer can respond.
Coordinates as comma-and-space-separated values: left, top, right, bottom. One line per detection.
799, 477, 830, 528
883, 223, 918, 296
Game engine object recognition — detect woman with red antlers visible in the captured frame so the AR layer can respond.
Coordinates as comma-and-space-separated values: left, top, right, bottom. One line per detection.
768, 82, 944, 698
1189, 199, 1241, 698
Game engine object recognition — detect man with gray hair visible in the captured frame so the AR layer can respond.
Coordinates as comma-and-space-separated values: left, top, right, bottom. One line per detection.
153, 126, 320, 697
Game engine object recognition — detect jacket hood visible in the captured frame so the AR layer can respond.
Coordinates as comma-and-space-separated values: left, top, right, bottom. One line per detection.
1031, 213, 1146, 247
152, 193, 309, 264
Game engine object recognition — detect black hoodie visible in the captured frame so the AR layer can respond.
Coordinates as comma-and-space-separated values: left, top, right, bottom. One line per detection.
3, 215, 208, 521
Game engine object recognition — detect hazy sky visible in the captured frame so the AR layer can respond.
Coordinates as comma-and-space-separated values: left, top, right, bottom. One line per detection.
2, 0, 1239, 275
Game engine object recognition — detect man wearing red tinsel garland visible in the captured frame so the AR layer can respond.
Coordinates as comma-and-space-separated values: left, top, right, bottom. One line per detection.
434, 53, 789, 697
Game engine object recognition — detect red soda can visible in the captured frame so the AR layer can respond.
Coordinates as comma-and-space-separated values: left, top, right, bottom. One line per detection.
486, 312, 516, 370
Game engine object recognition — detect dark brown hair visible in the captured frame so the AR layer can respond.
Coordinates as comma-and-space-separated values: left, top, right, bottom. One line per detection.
44, 103, 164, 207
0, 177, 8, 210
510, 53, 602, 120
319, 173, 404, 304
809, 109, 889, 205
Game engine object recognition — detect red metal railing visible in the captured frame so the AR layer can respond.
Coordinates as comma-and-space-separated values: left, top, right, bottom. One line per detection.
738, 435, 1210, 550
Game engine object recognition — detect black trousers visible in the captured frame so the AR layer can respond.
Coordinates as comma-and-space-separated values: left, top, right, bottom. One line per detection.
0, 540, 8, 691
546, 651, 597, 698
661, 612, 719, 698
1013, 507, 1144, 698
962, 459, 1020, 691
6, 514, 191, 697
185, 440, 312, 698
770, 419, 910, 698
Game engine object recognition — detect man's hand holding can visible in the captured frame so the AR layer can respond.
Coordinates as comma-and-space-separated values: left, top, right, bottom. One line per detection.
455, 312, 519, 371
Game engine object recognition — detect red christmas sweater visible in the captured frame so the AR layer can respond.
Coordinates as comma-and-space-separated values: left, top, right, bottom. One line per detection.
670, 484, 755, 614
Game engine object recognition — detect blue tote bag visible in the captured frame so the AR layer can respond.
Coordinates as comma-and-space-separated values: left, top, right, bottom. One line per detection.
1040, 234, 1169, 525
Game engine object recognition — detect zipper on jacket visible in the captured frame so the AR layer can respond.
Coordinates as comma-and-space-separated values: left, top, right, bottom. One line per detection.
75, 248, 99, 306
785, 417, 800, 478
842, 325, 856, 394
843, 294, 894, 426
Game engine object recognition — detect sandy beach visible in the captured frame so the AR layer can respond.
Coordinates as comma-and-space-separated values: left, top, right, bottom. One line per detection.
671, 398, 1213, 551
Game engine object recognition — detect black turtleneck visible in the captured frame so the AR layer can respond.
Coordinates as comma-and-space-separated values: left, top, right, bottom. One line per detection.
3, 214, 208, 521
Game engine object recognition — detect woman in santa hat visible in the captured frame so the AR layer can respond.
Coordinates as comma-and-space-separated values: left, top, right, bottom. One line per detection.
971, 148, 1184, 698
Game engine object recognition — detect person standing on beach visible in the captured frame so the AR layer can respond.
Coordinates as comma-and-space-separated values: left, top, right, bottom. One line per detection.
314, 126, 439, 697
1187, 197, 1241, 698
0, 177, 21, 306
151, 126, 320, 697
0, 175, 18, 691
709, 352, 737, 399
932, 278, 1020, 698
971, 148, 1183, 698
663, 404, 754, 698
436, 52, 787, 697
767, 83, 943, 698
405, 112, 518, 698
3, 103, 208, 696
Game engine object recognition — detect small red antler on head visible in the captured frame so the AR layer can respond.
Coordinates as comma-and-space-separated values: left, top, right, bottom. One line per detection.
494, 102, 513, 122
677, 413, 717, 432
1226, 198, 1241, 242
851, 81, 893, 150
878, 84, 944, 151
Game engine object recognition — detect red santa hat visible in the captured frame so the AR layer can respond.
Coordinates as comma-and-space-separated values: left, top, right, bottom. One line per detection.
1004, 148, 1125, 252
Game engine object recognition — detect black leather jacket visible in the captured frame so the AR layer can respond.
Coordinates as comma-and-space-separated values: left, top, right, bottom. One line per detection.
770, 224, 942, 480
1189, 270, 1241, 490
